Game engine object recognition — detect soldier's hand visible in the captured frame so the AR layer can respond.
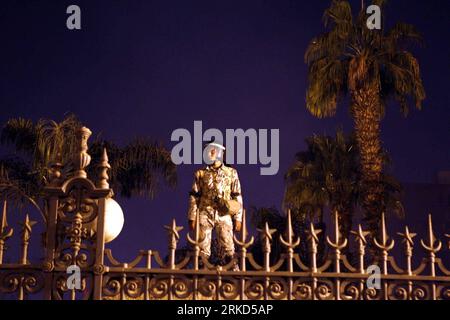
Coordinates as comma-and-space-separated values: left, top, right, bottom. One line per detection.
234, 221, 242, 233
188, 219, 196, 231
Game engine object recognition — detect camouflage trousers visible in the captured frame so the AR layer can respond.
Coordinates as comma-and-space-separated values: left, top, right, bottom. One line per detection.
197, 210, 235, 258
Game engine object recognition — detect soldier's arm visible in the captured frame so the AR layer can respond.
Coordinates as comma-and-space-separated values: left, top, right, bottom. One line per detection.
231, 169, 243, 223
188, 170, 202, 225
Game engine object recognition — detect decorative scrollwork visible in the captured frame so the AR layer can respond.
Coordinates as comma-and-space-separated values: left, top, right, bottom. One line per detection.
198, 278, 217, 298
54, 244, 95, 268
103, 277, 121, 297
4, 125, 450, 301
363, 286, 382, 300
219, 278, 239, 300
53, 273, 90, 300
411, 285, 428, 300
0, 272, 44, 298
386, 281, 430, 300
292, 280, 313, 300
172, 277, 192, 299
149, 276, 170, 299
438, 284, 450, 300
267, 277, 288, 300
101, 275, 144, 300
388, 282, 409, 300
244, 279, 265, 300
42, 260, 54, 272
57, 189, 98, 224
340, 280, 362, 300
2, 272, 19, 293
93, 264, 106, 275
124, 277, 144, 299
315, 280, 333, 300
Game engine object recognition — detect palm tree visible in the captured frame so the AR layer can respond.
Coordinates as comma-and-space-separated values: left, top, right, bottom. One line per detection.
304, 0, 425, 235
0, 114, 176, 221
284, 129, 359, 238
284, 129, 404, 241
0, 115, 82, 221
88, 138, 176, 199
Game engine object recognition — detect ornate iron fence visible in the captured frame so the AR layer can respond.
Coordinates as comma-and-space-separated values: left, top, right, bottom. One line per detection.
0, 127, 449, 300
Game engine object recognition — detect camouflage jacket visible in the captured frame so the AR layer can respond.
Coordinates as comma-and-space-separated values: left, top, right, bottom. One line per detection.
188, 164, 243, 222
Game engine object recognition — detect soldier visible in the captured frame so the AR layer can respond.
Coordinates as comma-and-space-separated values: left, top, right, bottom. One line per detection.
188, 142, 243, 268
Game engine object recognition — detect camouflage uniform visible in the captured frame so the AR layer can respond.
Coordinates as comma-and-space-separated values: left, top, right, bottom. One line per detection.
188, 164, 243, 258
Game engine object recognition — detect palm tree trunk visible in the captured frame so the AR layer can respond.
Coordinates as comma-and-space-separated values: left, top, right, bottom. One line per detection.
351, 84, 384, 237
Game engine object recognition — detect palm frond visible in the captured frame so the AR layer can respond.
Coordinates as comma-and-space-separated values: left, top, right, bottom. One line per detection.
89, 138, 177, 198
0, 164, 45, 221
0, 118, 37, 155
305, 1, 426, 117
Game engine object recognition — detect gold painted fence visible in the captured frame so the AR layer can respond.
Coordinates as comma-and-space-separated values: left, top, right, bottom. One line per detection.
0, 127, 449, 300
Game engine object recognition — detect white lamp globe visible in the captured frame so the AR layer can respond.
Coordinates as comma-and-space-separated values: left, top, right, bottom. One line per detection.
103, 198, 124, 243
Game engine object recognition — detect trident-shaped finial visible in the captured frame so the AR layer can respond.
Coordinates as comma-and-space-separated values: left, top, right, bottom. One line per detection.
233, 209, 254, 249
374, 212, 395, 251
0, 201, 13, 240
0, 201, 14, 264
186, 213, 205, 270
233, 209, 254, 272
279, 209, 300, 250
20, 214, 36, 241
19, 214, 37, 265
420, 214, 442, 254
326, 211, 347, 250
187, 212, 206, 246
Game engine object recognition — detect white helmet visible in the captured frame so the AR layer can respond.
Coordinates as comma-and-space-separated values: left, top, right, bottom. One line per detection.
203, 141, 225, 164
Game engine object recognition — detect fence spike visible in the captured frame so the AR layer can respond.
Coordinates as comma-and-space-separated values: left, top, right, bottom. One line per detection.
0, 200, 14, 264
19, 214, 36, 265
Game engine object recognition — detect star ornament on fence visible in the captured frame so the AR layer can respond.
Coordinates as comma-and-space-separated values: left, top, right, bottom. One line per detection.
306, 222, 322, 244
351, 224, 370, 246
397, 226, 417, 247
20, 214, 37, 241
257, 222, 276, 242
164, 219, 183, 241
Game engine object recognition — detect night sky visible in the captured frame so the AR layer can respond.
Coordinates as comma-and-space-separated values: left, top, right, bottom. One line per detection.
1, 0, 449, 261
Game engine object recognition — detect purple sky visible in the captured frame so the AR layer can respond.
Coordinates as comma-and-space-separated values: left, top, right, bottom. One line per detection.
1, 0, 449, 261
